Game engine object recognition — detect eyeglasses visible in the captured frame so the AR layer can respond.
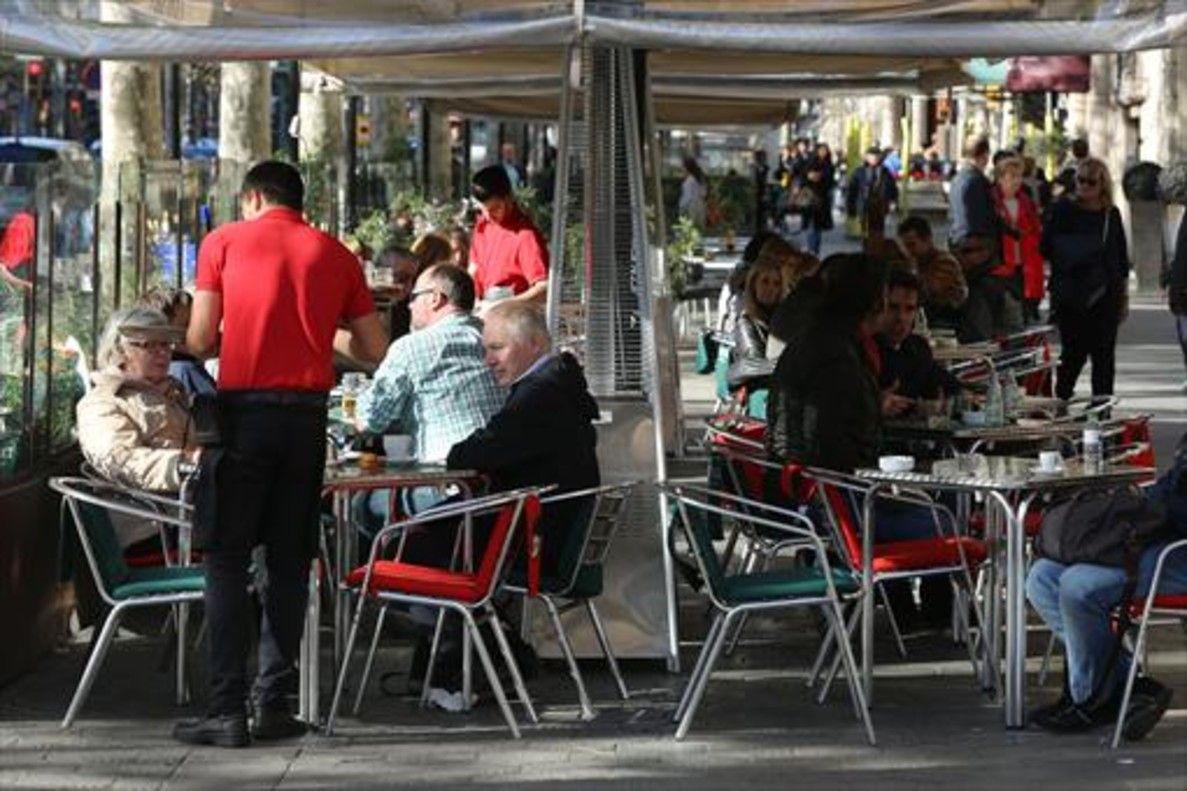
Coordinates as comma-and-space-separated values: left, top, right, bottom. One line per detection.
124, 339, 175, 353
409, 288, 439, 302
1077, 175, 1100, 186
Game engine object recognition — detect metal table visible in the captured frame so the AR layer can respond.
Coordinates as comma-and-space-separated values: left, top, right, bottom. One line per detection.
855, 457, 1153, 729
297, 461, 479, 726
884, 418, 1087, 456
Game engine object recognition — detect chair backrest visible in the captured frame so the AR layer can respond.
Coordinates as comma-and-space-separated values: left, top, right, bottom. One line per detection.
475, 492, 542, 599
50, 477, 186, 604
817, 482, 865, 568
544, 482, 636, 595
670, 492, 727, 597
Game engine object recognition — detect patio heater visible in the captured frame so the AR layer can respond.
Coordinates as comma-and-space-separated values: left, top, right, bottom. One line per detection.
529, 44, 682, 670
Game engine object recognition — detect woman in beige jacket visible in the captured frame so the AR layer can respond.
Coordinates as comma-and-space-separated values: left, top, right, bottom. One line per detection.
76, 306, 199, 546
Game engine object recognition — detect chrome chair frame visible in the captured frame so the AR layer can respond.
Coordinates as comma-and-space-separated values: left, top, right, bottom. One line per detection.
49, 476, 199, 728
1110, 537, 1187, 749
663, 481, 875, 745
327, 487, 546, 738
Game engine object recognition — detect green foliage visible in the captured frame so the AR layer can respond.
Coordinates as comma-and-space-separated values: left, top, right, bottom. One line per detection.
665, 215, 702, 298
711, 173, 748, 234
513, 184, 552, 237
350, 209, 396, 257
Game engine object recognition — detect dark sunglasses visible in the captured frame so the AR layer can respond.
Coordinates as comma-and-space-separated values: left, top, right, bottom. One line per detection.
1076, 175, 1100, 186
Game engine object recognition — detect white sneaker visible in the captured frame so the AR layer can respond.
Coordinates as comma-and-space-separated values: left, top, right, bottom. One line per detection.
427, 687, 476, 713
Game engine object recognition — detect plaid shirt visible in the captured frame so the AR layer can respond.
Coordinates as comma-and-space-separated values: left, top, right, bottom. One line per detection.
358, 313, 505, 463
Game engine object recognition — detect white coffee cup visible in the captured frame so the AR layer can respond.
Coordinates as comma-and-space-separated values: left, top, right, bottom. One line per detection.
1038, 451, 1062, 472
383, 434, 415, 461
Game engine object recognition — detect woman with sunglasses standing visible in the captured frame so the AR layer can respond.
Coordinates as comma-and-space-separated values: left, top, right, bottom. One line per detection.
1042, 157, 1130, 400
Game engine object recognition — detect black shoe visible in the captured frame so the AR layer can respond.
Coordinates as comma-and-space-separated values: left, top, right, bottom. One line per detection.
251, 705, 308, 741
1028, 694, 1073, 728
1034, 693, 1120, 734
173, 713, 250, 748
1121, 677, 1173, 742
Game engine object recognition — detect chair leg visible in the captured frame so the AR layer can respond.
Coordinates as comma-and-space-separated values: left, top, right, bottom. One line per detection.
675, 610, 735, 741
807, 603, 843, 690
461, 609, 520, 739
818, 603, 860, 705
825, 601, 877, 746
543, 597, 593, 720
62, 605, 125, 728
486, 605, 539, 724
327, 592, 368, 736
419, 608, 447, 709
673, 611, 726, 724
876, 582, 909, 659
1111, 618, 1150, 749
353, 604, 389, 716
585, 600, 629, 701
176, 602, 190, 706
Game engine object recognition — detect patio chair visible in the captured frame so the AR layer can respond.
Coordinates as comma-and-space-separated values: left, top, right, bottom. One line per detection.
48, 476, 203, 728
804, 468, 988, 703
327, 487, 545, 738
502, 482, 637, 720
662, 482, 875, 744
1111, 537, 1187, 748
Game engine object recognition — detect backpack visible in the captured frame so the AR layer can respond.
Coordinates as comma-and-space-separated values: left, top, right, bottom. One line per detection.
1034, 486, 1167, 570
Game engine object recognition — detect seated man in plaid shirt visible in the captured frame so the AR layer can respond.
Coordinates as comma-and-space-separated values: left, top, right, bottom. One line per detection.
356, 264, 505, 530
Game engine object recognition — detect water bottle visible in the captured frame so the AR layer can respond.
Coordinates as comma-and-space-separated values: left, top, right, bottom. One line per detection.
1082, 416, 1103, 474
985, 375, 1004, 426
1002, 375, 1021, 419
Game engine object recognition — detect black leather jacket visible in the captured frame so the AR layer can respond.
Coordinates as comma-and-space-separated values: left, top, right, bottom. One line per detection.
766, 319, 881, 472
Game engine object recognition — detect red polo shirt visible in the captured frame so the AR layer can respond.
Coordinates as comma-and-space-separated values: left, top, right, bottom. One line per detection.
195, 207, 374, 392
468, 206, 549, 299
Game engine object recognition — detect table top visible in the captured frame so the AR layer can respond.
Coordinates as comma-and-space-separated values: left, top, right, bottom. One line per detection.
323, 460, 480, 493
857, 455, 1153, 493
930, 341, 1000, 362
884, 417, 1087, 444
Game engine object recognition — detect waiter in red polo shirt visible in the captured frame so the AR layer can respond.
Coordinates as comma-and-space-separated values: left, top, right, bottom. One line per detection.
468, 165, 548, 310
176, 162, 387, 748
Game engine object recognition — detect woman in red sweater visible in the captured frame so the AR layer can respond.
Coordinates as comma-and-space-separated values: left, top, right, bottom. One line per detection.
993, 156, 1044, 324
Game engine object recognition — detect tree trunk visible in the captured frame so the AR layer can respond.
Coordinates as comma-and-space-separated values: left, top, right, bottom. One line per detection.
218, 62, 271, 164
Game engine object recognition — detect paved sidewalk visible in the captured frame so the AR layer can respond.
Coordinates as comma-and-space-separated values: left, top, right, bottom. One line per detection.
2, 290, 1186, 790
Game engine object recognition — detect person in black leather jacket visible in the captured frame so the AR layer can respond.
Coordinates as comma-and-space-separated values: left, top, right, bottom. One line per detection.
766, 253, 888, 472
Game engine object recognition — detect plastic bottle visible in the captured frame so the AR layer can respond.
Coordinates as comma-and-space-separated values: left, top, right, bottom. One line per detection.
1002, 375, 1021, 419
985, 375, 1004, 426
1082, 415, 1103, 474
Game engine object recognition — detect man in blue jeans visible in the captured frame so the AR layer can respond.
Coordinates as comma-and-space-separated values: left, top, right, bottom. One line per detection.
1026, 448, 1187, 739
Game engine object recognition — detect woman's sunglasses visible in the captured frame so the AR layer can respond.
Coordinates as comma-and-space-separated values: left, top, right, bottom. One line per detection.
1076, 175, 1100, 186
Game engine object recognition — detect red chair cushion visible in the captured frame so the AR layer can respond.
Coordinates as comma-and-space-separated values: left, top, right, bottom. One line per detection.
344, 495, 542, 604
124, 548, 202, 568
871, 536, 988, 574
1125, 594, 1187, 619
345, 561, 484, 603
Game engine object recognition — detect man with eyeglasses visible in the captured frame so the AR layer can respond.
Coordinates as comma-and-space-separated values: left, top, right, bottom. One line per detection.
356, 263, 505, 502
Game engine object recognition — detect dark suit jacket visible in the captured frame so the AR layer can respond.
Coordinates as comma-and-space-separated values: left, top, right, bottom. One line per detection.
447, 352, 600, 575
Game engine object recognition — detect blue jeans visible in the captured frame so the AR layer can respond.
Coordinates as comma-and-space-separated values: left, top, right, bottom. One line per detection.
1026, 542, 1187, 704
805, 224, 823, 257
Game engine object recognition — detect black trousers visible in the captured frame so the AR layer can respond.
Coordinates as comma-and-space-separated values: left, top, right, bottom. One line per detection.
200, 393, 327, 716
1054, 296, 1122, 400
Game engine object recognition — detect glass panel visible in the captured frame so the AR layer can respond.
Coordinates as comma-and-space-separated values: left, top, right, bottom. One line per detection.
47, 157, 97, 453
0, 162, 37, 480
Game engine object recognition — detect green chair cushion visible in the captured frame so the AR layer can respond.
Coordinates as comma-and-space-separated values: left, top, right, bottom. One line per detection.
112, 566, 206, 600
720, 566, 858, 605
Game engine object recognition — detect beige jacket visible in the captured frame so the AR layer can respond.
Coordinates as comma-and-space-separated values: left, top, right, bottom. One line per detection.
76, 369, 191, 494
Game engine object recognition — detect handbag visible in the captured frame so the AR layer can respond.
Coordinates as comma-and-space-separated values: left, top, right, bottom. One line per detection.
187, 392, 224, 448
1034, 486, 1167, 569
